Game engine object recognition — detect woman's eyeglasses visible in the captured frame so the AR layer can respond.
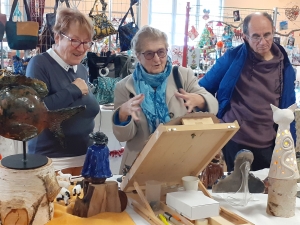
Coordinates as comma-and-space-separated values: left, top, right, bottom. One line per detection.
141, 49, 167, 60
61, 33, 94, 49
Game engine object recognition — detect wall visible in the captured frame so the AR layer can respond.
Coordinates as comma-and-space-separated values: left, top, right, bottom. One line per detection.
140, 0, 149, 26
224, 0, 283, 9
224, 0, 300, 46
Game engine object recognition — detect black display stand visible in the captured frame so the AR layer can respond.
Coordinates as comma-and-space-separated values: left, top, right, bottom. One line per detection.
1, 141, 48, 170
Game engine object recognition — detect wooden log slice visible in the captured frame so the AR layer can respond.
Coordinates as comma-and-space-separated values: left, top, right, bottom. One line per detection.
0, 158, 60, 225
73, 181, 124, 218
266, 177, 297, 217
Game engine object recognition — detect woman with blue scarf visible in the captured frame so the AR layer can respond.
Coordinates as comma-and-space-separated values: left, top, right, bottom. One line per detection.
112, 26, 218, 174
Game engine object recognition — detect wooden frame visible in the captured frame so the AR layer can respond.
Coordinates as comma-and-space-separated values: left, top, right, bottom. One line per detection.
121, 113, 254, 225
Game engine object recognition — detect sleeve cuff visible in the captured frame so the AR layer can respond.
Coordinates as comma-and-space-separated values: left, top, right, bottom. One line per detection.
194, 95, 208, 112
113, 109, 131, 126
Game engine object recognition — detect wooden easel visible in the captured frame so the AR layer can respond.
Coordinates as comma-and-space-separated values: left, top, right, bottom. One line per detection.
121, 113, 254, 225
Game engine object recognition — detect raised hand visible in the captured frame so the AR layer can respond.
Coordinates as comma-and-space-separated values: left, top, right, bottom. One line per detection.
174, 88, 205, 113
73, 78, 88, 96
119, 94, 145, 122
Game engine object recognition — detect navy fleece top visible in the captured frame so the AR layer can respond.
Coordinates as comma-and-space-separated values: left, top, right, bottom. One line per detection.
26, 53, 99, 157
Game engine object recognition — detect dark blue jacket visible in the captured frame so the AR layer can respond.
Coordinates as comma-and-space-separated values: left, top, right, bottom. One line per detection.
199, 42, 296, 141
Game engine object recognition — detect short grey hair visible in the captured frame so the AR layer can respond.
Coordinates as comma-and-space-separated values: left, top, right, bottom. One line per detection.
131, 25, 169, 56
243, 12, 273, 35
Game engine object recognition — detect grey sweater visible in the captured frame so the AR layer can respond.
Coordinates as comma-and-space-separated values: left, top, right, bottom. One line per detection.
222, 44, 283, 148
26, 53, 99, 157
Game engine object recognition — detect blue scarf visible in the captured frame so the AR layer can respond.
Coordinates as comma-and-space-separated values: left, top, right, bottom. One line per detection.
133, 56, 172, 133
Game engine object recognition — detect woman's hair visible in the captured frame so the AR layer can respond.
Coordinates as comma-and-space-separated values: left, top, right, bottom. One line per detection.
131, 25, 169, 56
243, 12, 273, 35
53, 8, 94, 40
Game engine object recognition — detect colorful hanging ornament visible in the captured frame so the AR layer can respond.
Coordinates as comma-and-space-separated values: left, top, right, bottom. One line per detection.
216, 41, 224, 58
288, 34, 295, 46
109, 147, 125, 157
199, 26, 211, 48
216, 21, 223, 26
202, 9, 210, 20
188, 26, 199, 40
172, 47, 183, 58
206, 23, 214, 36
172, 60, 181, 66
233, 28, 243, 39
279, 21, 288, 30
222, 25, 234, 48
285, 5, 299, 21
190, 50, 198, 70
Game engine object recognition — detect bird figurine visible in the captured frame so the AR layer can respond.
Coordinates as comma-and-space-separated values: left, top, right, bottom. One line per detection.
0, 75, 85, 146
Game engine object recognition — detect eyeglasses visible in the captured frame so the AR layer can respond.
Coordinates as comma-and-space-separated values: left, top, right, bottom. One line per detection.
61, 33, 94, 49
141, 49, 167, 60
246, 33, 273, 43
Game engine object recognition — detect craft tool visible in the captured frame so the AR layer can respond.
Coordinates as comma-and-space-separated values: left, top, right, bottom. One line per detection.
158, 214, 169, 225
164, 212, 184, 225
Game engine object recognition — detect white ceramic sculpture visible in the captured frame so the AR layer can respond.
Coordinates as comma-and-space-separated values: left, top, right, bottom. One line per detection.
267, 103, 299, 217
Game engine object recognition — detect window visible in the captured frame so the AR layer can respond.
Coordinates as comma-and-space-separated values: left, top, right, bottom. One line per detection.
1, 0, 10, 16
149, 0, 223, 46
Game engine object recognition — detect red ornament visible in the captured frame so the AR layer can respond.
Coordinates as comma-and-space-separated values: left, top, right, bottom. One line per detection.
109, 147, 125, 158
216, 41, 224, 48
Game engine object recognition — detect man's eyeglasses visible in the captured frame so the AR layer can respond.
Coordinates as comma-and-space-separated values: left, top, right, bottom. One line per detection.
246, 33, 273, 43
61, 33, 94, 49
141, 49, 167, 60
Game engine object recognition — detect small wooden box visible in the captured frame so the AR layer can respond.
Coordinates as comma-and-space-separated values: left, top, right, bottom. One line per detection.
120, 113, 254, 225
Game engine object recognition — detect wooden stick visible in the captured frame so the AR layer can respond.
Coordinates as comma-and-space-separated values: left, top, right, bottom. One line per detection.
209, 216, 235, 225
132, 205, 155, 225
133, 181, 156, 217
275, 29, 300, 37
131, 201, 163, 225
198, 180, 212, 198
220, 207, 253, 225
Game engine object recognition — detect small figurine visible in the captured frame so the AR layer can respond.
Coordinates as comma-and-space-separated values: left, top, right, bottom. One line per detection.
72, 183, 82, 197
56, 187, 71, 206
199, 153, 224, 188
81, 132, 112, 184
212, 149, 265, 193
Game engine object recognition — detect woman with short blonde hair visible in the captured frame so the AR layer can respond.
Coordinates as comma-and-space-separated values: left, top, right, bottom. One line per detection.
53, 8, 94, 40
26, 8, 99, 175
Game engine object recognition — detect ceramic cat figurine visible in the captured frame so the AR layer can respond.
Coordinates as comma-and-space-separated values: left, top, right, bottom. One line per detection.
267, 103, 300, 218
268, 104, 299, 179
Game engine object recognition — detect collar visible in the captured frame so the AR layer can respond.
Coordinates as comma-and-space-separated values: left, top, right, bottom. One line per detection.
249, 43, 283, 63
47, 48, 78, 72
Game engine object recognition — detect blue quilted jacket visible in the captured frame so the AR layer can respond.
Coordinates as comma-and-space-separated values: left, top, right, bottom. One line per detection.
199, 42, 296, 141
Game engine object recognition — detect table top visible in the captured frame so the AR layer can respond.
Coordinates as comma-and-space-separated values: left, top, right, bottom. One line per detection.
211, 193, 300, 225
213, 169, 300, 225
120, 170, 300, 225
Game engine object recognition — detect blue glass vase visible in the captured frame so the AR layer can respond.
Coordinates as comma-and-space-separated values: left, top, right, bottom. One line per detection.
81, 132, 112, 184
